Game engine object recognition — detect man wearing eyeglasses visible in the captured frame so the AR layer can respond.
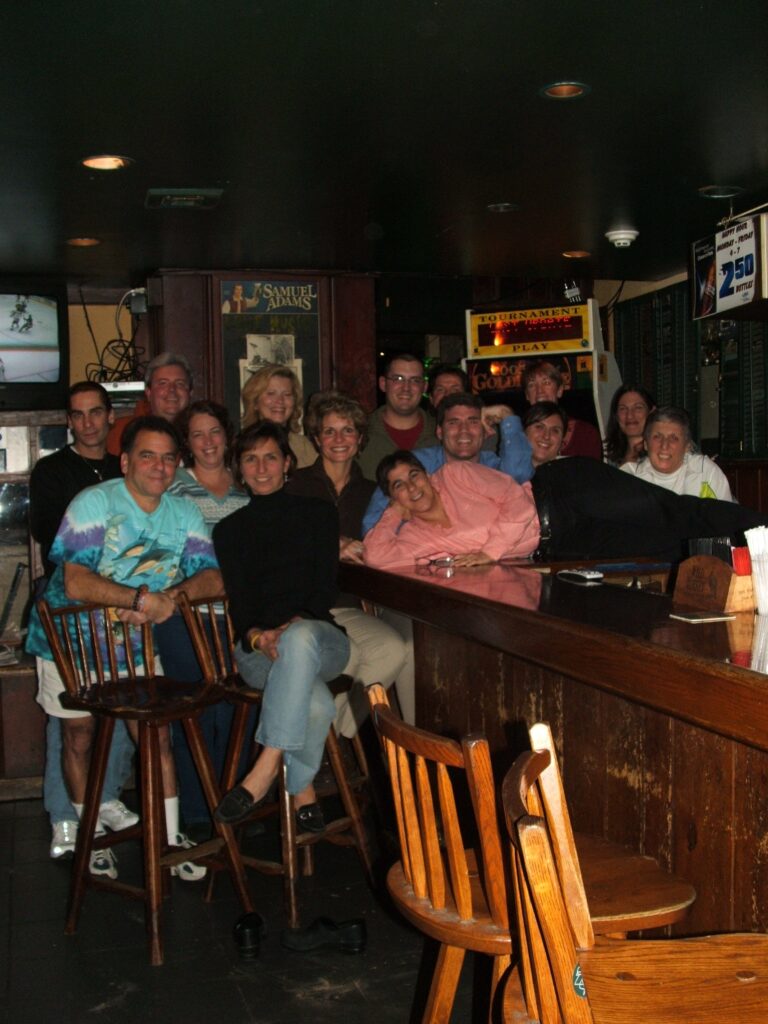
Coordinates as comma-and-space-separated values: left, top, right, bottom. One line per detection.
357, 353, 436, 480
107, 352, 193, 455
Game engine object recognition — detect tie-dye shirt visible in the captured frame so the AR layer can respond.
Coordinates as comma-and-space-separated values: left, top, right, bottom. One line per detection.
26, 478, 218, 661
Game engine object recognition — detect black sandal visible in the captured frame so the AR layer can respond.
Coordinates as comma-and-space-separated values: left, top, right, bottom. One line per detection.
295, 802, 325, 833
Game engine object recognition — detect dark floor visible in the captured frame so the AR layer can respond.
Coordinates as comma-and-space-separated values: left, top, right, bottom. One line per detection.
0, 796, 478, 1024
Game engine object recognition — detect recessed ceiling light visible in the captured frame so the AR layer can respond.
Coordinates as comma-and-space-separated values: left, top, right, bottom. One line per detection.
66, 237, 101, 247
486, 202, 519, 213
562, 250, 591, 259
540, 81, 590, 100
697, 184, 745, 199
81, 154, 134, 171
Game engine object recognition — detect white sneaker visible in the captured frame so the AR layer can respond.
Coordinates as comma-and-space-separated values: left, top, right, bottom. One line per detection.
99, 799, 139, 832
169, 832, 207, 882
89, 847, 118, 879
50, 820, 79, 859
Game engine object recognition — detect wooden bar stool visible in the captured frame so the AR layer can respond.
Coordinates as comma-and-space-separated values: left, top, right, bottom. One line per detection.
503, 748, 768, 1023
366, 682, 513, 1023
528, 721, 695, 939
38, 599, 255, 966
178, 594, 374, 929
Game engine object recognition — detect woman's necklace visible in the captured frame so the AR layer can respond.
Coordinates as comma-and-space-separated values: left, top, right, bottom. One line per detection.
70, 446, 106, 481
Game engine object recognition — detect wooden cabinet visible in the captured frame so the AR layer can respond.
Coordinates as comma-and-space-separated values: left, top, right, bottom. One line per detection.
146, 270, 377, 413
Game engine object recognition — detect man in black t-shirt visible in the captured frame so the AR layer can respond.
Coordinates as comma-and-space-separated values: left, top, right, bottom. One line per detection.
30, 382, 136, 869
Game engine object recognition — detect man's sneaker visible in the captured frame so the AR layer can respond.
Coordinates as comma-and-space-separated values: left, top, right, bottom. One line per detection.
50, 820, 79, 860
99, 799, 139, 832
169, 832, 207, 882
89, 847, 118, 879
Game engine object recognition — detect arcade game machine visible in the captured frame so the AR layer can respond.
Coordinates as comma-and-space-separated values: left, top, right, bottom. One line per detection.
464, 299, 621, 441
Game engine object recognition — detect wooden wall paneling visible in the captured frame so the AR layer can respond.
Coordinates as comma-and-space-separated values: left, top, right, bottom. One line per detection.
600, 690, 647, 850
147, 273, 211, 396
329, 276, 376, 407
671, 724, 735, 933
731, 743, 768, 932
560, 680, 606, 839
640, 710, 676, 871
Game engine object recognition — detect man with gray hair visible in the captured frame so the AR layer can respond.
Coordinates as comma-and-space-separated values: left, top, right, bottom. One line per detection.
107, 352, 193, 455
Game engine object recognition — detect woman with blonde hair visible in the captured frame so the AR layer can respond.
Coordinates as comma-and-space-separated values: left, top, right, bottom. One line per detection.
240, 364, 316, 468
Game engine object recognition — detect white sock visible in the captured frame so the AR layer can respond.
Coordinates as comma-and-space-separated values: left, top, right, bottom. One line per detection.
73, 802, 105, 836
164, 796, 180, 845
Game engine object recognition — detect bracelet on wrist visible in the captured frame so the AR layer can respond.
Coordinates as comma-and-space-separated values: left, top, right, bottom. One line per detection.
132, 584, 149, 612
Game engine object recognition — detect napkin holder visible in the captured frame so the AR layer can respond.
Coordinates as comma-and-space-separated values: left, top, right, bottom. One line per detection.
673, 555, 755, 614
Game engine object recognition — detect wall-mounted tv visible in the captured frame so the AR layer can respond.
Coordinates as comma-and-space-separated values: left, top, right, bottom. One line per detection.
0, 277, 69, 411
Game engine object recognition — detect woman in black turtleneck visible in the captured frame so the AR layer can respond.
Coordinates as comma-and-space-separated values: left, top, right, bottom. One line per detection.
212, 422, 350, 832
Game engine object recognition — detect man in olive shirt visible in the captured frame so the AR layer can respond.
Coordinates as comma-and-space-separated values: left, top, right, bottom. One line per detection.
357, 353, 436, 480
30, 382, 136, 864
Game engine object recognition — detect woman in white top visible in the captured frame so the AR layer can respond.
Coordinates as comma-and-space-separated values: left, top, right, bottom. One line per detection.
621, 407, 733, 501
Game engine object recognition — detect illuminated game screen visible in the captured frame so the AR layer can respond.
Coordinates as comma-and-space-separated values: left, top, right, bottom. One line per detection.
0, 294, 61, 382
476, 313, 584, 348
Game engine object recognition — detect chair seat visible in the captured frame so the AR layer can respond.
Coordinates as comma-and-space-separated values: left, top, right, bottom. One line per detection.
387, 853, 513, 957
576, 831, 697, 932
59, 677, 224, 720
581, 932, 768, 1022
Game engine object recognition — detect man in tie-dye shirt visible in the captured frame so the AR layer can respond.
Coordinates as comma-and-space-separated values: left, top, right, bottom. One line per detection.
27, 415, 222, 880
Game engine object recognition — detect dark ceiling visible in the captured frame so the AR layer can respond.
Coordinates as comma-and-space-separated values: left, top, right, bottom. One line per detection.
2, 0, 767, 289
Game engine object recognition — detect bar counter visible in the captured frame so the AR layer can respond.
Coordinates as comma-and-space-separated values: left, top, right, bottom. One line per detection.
340, 561, 768, 935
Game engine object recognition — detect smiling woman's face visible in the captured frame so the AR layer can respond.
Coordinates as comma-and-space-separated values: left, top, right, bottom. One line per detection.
617, 391, 652, 439
646, 420, 689, 474
239, 437, 290, 495
525, 414, 565, 467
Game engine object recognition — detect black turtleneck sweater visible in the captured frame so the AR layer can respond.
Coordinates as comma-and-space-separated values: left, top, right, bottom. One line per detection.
212, 488, 341, 647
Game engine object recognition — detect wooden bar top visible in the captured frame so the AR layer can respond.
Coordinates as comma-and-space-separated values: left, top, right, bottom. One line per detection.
339, 561, 767, 753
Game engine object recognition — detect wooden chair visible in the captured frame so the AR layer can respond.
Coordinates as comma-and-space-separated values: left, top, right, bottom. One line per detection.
178, 593, 373, 929
502, 748, 768, 1023
37, 598, 254, 966
366, 682, 512, 1023
528, 721, 695, 940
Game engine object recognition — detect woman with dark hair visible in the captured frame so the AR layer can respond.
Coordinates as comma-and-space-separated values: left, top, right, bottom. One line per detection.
213, 422, 350, 830
156, 400, 250, 835
523, 402, 568, 468
604, 384, 656, 466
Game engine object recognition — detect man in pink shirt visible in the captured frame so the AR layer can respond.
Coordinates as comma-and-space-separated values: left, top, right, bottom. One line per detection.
363, 451, 540, 568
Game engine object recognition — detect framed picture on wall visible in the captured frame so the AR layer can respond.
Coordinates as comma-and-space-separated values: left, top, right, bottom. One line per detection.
219, 277, 323, 427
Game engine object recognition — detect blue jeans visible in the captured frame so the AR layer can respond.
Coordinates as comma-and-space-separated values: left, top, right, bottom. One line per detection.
155, 613, 256, 826
235, 620, 350, 795
43, 715, 135, 825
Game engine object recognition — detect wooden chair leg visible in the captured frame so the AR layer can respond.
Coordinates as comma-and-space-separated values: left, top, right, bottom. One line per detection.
65, 716, 115, 934
279, 761, 301, 930
488, 953, 512, 1023
182, 715, 254, 914
423, 944, 466, 1024
325, 727, 374, 883
141, 722, 165, 966
220, 701, 252, 791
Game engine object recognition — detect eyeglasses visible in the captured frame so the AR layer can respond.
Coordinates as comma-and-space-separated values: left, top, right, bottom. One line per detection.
386, 375, 425, 386
415, 555, 455, 578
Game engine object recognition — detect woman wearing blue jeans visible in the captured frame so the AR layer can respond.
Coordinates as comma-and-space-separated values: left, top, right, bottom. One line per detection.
212, 422, 350, 831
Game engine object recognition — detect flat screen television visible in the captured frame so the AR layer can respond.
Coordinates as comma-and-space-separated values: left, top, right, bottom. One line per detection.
0, 276, 69, 411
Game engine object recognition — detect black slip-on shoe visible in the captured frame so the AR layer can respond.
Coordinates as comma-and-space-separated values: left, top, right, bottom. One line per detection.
281, 916, 366, 954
